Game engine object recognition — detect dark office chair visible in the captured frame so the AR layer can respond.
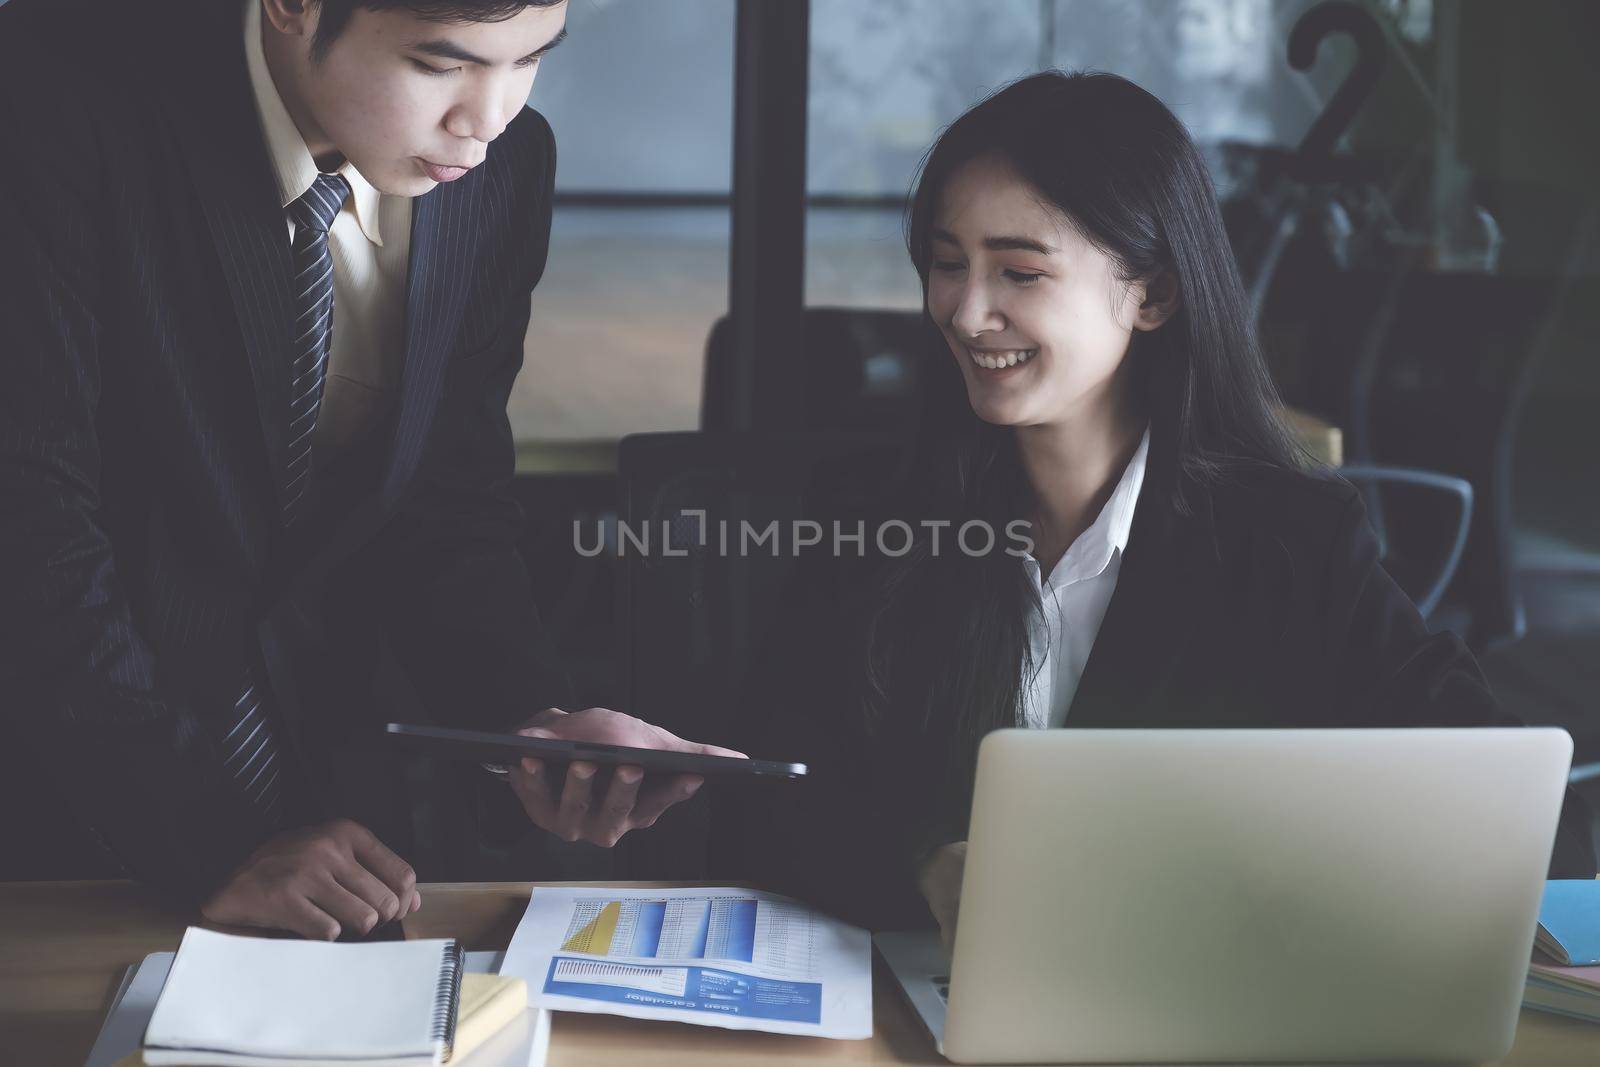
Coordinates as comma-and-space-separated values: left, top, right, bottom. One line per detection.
700, 308, 932, 435
1363, 272, 1564, 650
1263, 267, 1561, 650
1337, 465, 1474, 619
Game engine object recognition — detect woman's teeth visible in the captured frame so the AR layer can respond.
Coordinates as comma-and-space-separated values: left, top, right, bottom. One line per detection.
968, 348, 1037, 370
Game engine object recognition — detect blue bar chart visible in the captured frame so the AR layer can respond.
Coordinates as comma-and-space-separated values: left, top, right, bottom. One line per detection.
561, 897, 758, 963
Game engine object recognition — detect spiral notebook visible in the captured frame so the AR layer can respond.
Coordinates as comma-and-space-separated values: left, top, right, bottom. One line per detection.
142, 928, 464, 1067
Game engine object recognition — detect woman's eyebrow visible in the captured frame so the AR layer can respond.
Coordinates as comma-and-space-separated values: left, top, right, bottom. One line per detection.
983, 235, 1056, 254
930, 228, 1055, 255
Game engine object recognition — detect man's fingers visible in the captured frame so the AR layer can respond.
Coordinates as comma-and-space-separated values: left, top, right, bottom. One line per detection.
592, 765, 644, 846
333, 858, 403, 924
556, 761, 598, 841
531, 708, 744, 761
508, 758, 561, 830
638, 724, 745, 758
514, 708, 569, 741
281, 892, 345, 942
348, 830, 416, 905
307, 876, 383, 939
693, 742, 748, 759
629, 773, 704, 829
504, 708, 741, 843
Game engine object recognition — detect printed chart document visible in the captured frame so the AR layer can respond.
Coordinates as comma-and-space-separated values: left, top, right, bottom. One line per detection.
500, 887, 872, 1039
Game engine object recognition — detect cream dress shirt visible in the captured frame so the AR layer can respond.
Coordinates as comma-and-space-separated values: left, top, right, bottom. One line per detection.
244, 0, 413, 455
1019, 428, 1150, 730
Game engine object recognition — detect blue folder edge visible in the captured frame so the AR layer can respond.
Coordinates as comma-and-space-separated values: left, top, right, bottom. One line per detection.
1538, 880, 1600, 967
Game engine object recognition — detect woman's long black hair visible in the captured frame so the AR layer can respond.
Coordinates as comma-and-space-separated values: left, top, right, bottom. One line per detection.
861, 71, 1302, 809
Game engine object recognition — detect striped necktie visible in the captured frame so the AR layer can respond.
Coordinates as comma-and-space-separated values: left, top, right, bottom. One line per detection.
220, 670, 284, 823
215, 175, 350, 823
282, 173, 351, 524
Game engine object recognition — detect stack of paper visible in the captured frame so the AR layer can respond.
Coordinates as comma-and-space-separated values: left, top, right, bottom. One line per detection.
1524, 880, 1600, 1023
1525, 961, 1600, 1023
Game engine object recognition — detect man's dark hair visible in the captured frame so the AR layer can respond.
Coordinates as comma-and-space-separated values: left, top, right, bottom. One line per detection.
311, 0, 563, 59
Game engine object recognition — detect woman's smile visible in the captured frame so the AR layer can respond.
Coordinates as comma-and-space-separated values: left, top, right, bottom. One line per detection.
965, 346, 1037, 371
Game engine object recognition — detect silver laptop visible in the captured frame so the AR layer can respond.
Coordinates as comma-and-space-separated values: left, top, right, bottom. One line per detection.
877, 728, 1572, 1064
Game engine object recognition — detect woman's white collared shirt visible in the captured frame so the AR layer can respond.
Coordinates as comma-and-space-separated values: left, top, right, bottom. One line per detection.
1019, 428, 1150, 730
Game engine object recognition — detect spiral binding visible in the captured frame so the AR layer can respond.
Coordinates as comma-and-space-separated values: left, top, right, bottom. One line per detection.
432, 939, 465, 1062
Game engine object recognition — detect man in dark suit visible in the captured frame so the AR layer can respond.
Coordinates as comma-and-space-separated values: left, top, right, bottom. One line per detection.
0, 0, 736, 940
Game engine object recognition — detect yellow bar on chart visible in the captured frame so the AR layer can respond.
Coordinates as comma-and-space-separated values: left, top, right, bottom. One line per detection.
562, 901, 621, 955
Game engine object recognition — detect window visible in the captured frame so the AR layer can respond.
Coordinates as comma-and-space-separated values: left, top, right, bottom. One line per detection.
803, 0, 1384, 309
512, 0, 736, 444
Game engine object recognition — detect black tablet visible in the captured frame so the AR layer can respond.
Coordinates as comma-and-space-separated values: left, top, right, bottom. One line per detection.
383, 723, 808, 780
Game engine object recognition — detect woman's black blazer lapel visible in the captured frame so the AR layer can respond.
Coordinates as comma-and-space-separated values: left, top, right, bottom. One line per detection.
1067, 427, 1225, 729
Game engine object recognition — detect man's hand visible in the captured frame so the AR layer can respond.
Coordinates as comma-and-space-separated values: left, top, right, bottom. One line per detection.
201, 819, 420, 941
917, 841, 968, 956
506, 707, 747, 847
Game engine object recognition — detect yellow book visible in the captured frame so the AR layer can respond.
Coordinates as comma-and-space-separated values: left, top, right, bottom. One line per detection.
452, 973, 530, 1061
118, 973, 529, 1066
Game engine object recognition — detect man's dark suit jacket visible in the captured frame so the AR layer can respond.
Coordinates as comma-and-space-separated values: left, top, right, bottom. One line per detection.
737, 417, 1598, 930
0, 0, 570, 900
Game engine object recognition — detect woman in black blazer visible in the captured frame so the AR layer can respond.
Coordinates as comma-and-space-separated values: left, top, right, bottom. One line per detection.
734, 71, 1594, 939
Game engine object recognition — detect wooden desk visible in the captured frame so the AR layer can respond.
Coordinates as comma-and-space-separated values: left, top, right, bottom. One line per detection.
3, 881, 1595, 1067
